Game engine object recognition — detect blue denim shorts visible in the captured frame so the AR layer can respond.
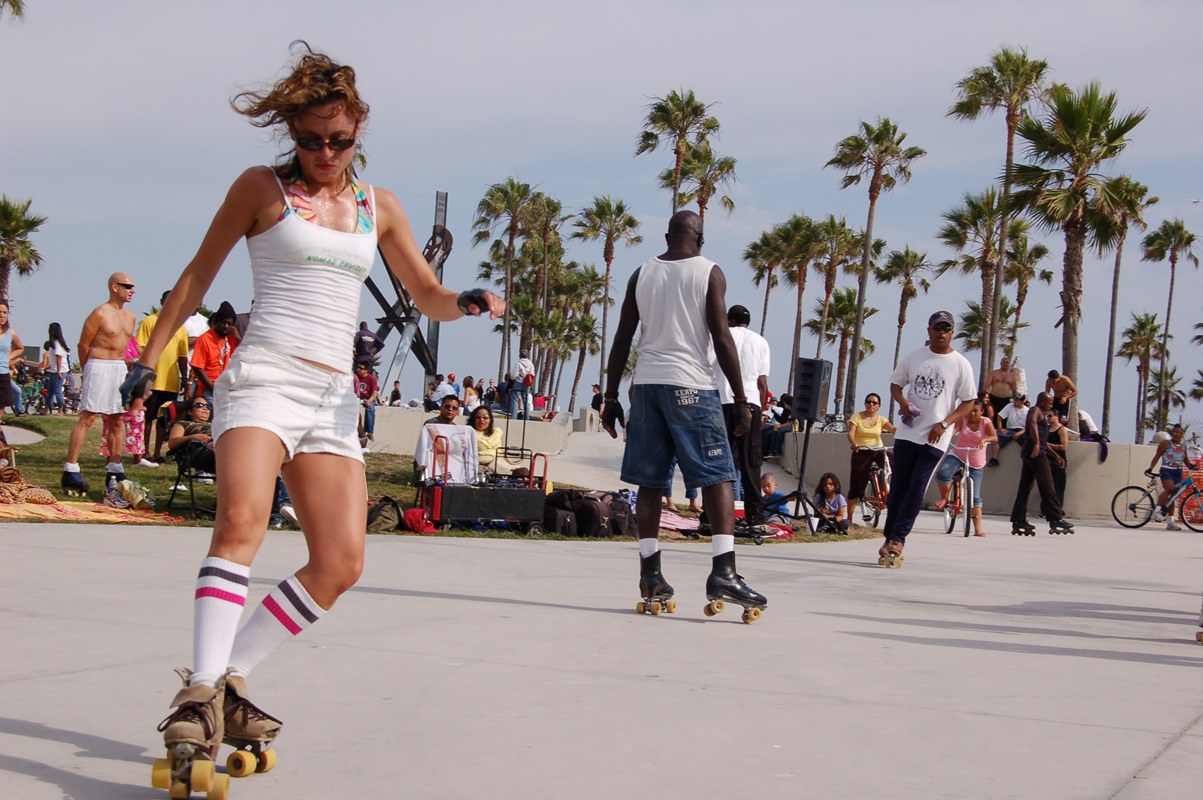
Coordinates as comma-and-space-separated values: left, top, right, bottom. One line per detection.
1160, 467, 1183, 485
935, 455, 985, 508
620, 384, 737, 491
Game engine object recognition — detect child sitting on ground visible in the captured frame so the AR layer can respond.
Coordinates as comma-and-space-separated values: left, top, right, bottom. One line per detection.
813, 472, 850, 533
761, 474, 795, 526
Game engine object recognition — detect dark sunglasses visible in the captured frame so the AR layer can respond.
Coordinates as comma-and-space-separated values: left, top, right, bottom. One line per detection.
931, 323, 953, 332
865, 400, 880, 405
191, 402, 212, 409
295, 136, 356, 152
114, 282, 135, 290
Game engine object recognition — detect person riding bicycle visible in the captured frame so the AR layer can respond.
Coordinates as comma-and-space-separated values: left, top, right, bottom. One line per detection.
846, 392, 896, 525
1149, 425, 1197, 531
933, 398, 997, 536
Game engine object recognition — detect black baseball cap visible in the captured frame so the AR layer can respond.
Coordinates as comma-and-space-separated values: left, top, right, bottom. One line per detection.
728, 305, 752, 325
928, 310, 954, 327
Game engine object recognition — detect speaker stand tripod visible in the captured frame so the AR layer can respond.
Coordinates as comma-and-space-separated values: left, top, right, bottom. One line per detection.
789, 420, 819, 535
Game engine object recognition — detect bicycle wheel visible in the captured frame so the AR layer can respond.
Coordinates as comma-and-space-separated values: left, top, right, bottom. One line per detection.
1111, 485, 1154, 528
943, 480, 960, 534
1180, 490, 1203, 533
963, 474, 974, 537
862, 474, 882, 528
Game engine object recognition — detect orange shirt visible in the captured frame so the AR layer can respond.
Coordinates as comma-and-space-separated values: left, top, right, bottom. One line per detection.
190, 330, 237, 389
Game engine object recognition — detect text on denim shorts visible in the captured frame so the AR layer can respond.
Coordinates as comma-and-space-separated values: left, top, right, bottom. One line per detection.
674, 388, 699, 405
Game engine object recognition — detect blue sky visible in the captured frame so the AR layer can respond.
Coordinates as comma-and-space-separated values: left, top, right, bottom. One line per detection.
2, 0, 1200, 442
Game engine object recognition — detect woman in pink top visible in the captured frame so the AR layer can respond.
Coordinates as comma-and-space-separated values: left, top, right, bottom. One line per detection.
933, 398, 998, 535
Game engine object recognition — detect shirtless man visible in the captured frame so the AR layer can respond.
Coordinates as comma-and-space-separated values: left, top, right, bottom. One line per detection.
985, 356, 1017, 427
61, 273, 137, 496
1044, 369, 1077, 422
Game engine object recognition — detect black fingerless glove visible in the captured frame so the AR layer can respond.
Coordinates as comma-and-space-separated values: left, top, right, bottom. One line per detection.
732, 400, 753, 437
457, 288, 489, 316
601, 398, 621, 431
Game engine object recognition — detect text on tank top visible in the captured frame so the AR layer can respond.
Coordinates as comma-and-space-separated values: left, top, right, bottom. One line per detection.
241, 172, 379, 371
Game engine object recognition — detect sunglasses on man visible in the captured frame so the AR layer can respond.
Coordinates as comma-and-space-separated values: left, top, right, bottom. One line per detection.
931, 323, 953, 332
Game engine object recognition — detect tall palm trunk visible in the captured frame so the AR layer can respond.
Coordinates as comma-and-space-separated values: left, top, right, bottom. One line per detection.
1135, 363, 1147, 443
497, 222, 519, 381
834, 334, 851, 413
887, 293, 910, 422
672, 142, 685, 213
978, 259, 996, 387
988, 116, 1019, 384
598, 255, 614, 386
788, 270, 807, 396
1060, 215, 1088, 423
1157, 255, 1177, 431
1101, 231, 1128, 437
569, 345, 589, 414
844, 185, 879, 416
816, 270, 836, 358
759, 265, 775, 336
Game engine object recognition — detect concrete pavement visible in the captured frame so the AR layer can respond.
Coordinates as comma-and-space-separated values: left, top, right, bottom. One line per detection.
2, 516, 1201, 800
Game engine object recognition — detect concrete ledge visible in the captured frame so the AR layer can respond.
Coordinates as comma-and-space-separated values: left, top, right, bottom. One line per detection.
779, 430, 1153, 520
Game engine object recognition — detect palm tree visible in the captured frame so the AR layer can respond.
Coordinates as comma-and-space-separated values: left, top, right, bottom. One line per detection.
956, 298, 1023, 355
1194, 322, 1203, 349
949, 46, 1050, 373
635, 89, 720, 214
805, 288, 877, 412
524, 192, 567, 317
826, 117, 926, 415
743, 230, 779, 336
935, 188, 1006, 384
472, 178, 535, 381
1117, 312, 1164, 443
0, 195, 48, 302
1002, 230, 1052, 356
660, 141, 737, 223
1144, 367, 1186, 430
1011, 82, 1147, 420
775, 214, 820, 393
1189, 369, 1203, 403
0, 0, 26, 20
1093, 176, 1157, 436
571, 196, 642, 386
873, 247, 931, 420
1141, 218, 1198, 431
809, 215, 859, 360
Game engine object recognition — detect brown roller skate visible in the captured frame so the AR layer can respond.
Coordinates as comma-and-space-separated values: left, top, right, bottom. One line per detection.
877, 539, 905, 569
222, 675, 283, 778
152, 668, 230, 799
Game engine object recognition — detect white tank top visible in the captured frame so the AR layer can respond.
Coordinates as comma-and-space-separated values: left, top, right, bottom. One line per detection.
632, 256, 718, 389
240, 174, 378, 371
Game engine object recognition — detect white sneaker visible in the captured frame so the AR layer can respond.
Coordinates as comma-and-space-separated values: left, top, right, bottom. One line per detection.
1153, 508, 1166, 522
195, 471, 214, 485
170, 483, 188, 492
1166, 520, 1181, 531
134, 458, 159, 469
280, 504, 299, 527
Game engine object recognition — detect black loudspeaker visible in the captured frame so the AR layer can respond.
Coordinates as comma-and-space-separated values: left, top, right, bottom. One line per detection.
793, 358, 832, 423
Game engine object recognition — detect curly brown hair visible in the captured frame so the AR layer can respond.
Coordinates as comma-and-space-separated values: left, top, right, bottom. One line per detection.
231, 41, 370, 181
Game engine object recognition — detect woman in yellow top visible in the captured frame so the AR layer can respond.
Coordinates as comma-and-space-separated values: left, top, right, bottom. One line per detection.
846, 392, 896, 524
469, 406, 504, 468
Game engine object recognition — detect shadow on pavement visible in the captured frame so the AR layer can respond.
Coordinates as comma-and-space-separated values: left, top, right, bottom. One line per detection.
0, 717, 159, 800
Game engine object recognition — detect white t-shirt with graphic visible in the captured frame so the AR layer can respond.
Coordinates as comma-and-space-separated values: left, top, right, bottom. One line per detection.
889, 346, 977, 450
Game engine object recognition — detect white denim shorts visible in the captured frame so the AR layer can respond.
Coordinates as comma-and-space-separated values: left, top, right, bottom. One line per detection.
212, 344, 362, 463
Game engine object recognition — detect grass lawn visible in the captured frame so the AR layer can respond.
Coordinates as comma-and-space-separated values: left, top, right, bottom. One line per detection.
2, 415, 881, 544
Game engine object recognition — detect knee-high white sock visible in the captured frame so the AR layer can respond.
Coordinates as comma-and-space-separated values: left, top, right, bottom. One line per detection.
228, 575, 325, 679
192, 557, 250, 687
712, 534, 735, 556
638, 537, 659, 558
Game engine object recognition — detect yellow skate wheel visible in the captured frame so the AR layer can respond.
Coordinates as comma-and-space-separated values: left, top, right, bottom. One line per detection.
650, 601, 661, 615
152, 758, 173, 790
636, 601, 646, 614
703, 600, 725, 617
742, 607, 762, 623
1196, 630, 1203, 644
665, 600, 677, 614
255, 748, 277, 773
169, 780, 190, 799
207, 773, 230, 800
190, 759, 214, 792
227, 750, 257, 778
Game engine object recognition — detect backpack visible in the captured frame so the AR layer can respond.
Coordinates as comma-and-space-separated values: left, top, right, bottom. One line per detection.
574, 495, 612, 538
589, 491, 636, 538
367, 496, 402, 532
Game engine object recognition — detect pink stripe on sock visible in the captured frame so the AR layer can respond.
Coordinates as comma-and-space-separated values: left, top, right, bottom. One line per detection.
263, 595, 302, 635
195, 587, 247, 606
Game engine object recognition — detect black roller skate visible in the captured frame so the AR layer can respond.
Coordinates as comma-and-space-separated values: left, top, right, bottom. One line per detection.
1049, 518, 1074, 535
1011, 520, 1036, 536
635, 551, 677, 616
61, 470, 89, 497
703, 551, 766, 623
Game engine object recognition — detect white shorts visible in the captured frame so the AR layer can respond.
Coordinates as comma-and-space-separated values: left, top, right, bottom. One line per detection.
212, 344, 363, 463
80, 359, 126, 415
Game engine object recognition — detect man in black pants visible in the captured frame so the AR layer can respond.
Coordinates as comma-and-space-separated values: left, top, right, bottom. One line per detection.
1010, 392, 1072, 535
720, 304, 771, 533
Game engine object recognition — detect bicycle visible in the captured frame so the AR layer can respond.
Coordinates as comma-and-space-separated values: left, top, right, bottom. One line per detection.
859, 445, 892, 527
1111, 469, 1203, 532
19, 373, 48, 415
939, 442, 983, 537
815, 413, 848, 433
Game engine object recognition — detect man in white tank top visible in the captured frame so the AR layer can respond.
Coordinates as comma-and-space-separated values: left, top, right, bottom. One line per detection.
602, 211, 767, 622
